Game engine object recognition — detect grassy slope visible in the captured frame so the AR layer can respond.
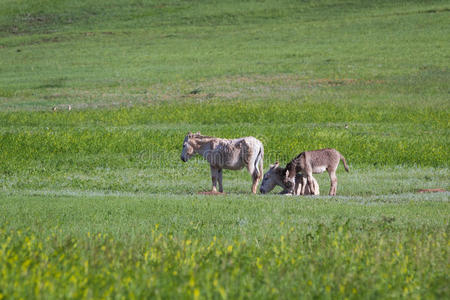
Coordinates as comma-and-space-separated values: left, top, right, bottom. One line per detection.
0, 0, 449, 298
0, 1, 448, 96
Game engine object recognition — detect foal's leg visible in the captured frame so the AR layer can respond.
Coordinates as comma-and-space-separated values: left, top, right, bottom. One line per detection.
328, 169, 338, 196
306, 173, 316, 195
210, 166, 219, 192
303, 165, 315, 195
300, 176, 307, 195
218, 169, 223, 193
294, 177, 301, 195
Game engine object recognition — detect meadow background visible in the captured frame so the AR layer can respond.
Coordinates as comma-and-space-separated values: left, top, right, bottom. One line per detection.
0, 0, 448, 298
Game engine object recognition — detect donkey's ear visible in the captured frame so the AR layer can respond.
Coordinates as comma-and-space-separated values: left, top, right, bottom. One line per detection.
274, 161, 279, 168
195, 131, 201, 135
285, 169, 289, 178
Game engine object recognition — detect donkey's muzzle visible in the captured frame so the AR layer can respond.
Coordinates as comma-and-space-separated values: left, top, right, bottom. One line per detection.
180, 156, 187, 162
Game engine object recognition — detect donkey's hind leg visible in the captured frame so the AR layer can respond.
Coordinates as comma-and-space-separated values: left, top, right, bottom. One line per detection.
247, 145, 263, 194
251, 172, 260, 194
328, 169, 338, 196
250, 167, 259, 194
247, 163, 259, 194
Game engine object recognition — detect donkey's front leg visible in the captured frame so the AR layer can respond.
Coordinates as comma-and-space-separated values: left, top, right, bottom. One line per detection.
306, 174, 317, 195
210, 166, 219, 192
218, 168, 223, 193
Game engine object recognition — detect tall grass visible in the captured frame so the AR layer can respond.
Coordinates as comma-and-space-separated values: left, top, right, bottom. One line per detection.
0, 194, 448, 299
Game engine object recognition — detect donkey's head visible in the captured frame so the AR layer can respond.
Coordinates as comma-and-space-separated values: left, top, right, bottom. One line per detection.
181, 132, 201, 162
260, 162, 284, 194
180, 132, 199, 162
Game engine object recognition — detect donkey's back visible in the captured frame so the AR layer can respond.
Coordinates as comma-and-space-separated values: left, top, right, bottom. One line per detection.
290, 148, 349, 173
223, 136, 264, 193
214, 136, 263, 170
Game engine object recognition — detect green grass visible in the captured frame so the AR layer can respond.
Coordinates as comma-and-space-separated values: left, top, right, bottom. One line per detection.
0, 0, 449, 298
1, 0, 449, 105
0, 194, 448, 299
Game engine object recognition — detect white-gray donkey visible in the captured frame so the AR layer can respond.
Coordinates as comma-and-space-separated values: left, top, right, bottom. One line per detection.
260, 162, 319, 195
180, 132, 264, 194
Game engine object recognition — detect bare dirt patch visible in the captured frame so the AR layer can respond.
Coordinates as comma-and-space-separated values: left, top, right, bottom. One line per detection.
416, 188, 446, 193
197, 191, 226, 195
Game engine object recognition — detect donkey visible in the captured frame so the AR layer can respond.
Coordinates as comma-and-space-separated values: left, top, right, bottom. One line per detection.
260, 162, 319, 195
283, 148, 349, 196
180, 132, 264, 194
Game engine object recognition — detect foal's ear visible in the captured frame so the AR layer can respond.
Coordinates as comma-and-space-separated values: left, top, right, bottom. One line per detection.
285, 169, 290, 178
195, 131, 201, 135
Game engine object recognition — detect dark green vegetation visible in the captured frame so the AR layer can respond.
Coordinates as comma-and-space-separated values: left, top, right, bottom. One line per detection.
0, 0, 449, 299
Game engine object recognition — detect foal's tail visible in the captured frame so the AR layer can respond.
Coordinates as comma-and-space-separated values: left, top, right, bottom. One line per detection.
340, 153, 349, 172
254, 144, 264, 180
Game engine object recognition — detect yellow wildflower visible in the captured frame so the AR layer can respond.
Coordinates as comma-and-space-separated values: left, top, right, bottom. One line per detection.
194, 288, 200, 300
218, 287, 227, 299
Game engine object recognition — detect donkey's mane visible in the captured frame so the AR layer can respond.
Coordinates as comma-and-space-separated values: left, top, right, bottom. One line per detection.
286, 152, 305, 172
293, 152, 305, 160
192, 134, 215, 139
285, 161, 295, 172
274, 166, 287, 178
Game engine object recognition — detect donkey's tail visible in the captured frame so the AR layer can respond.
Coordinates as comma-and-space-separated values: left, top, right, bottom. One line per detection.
254, 144, 264, 180
340, 153, 349, 172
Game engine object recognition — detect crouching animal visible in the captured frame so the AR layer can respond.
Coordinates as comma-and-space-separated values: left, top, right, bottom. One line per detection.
180, 132, 264, 194
283, 148, 349, 196
260, 162, 319, 195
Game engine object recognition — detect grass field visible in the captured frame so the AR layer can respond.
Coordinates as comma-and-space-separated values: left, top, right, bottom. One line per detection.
0, 0, 449, 298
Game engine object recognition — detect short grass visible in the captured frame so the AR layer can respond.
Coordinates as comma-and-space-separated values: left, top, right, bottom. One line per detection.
0, 0, 449, 298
